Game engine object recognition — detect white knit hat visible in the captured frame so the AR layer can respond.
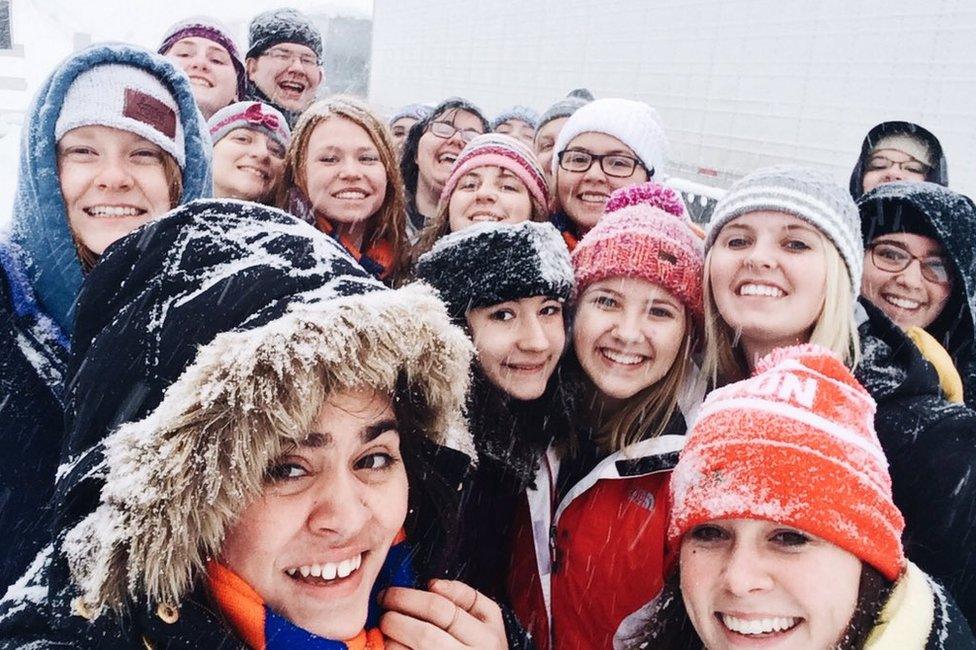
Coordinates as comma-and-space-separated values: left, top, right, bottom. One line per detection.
55, 64, 186, 168
871, 134, 933, 168
552, 98, 668, 180
705, 165, 863, 291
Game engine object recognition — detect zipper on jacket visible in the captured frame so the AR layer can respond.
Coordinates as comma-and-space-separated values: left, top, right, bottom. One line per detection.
549, 523, 559, 573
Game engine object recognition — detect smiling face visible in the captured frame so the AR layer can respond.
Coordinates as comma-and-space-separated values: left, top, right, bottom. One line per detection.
680, 519, 861, 649
861, 232, 951, 329
58, 125, 175, 255
164, 36, 238, 119
573, 277, 687, 402
495, 118, 536, 147
708, 212, 829, 361
415, 109, 485, 196
447, 166, 533, 231
246, 43, 323, 112
213, 128, 286, 202
555, 131, 648, 234
467, 296, 565, 400
302, 117, 388, 230
534, 117, 566, 184
220, 388, 408, 640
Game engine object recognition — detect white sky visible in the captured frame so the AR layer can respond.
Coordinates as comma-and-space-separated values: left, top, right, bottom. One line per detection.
26, 0, 373, 49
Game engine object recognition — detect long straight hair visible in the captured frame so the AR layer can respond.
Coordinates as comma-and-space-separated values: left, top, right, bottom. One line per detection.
701, 236, 860, 386
276, 96, 408, 280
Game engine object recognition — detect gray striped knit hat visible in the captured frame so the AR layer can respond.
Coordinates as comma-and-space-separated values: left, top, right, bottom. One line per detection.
705, 165, 863, 290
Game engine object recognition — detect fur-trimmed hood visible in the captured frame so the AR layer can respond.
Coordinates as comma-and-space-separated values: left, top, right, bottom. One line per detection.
53, 199, 474, 616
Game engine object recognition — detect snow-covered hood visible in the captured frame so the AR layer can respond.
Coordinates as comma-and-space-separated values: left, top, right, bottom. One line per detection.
8, 43, 212, 334
54, 200, 474, 616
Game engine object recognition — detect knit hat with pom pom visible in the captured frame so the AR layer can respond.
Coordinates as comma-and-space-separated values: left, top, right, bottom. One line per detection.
668, 344, 906, 581
571, 181, 704, 320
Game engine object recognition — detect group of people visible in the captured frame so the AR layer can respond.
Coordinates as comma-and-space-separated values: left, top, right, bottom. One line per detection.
0, 5, 974, 650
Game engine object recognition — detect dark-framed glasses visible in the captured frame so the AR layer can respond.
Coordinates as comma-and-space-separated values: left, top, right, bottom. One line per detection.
868, 241, 950, 284
558, 149, 648, 178
866, 154, 930, 175
427, 121, 482, 143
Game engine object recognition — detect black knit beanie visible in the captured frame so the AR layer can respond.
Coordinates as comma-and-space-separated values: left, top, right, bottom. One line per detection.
246, 8, 323, 60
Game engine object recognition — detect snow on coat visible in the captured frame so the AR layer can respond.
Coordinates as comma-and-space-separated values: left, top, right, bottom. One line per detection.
0, 42, 211, 594
859, 181, 976, 410
0, 199, 476, 645
856, 297, 976, 626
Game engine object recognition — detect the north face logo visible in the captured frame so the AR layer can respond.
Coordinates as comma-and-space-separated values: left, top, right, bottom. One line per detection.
627, 488, 655, 511
124, 88, 176, 139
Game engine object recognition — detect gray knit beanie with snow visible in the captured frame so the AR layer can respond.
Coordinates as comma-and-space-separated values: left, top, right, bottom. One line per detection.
492, 105, 541, 131
246, 8, 323, 60
415, 221, 574, 321
537, 89, 594, 131
706, 165, 863, 290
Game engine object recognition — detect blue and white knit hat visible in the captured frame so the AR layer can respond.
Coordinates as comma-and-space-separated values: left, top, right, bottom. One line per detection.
552, 97, 668, 180
491, 105, 540, 131
706, 165, 863, 290
54, 63, 185, 168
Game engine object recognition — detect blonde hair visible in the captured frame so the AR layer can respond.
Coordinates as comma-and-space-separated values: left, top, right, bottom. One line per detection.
277, 95, 408, 280
701, 232, 860, 386
593, 330, 694, 454
410, 169, 550, 262
71, 152, 183, 272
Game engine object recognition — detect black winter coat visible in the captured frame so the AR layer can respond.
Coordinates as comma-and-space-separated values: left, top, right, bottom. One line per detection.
855, 298, 976, 625
0, 252, 68, 592
859, 181, 976, 410
849, 121, 948, 200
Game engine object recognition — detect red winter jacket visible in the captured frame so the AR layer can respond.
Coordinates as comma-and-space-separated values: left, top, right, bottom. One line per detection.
507, 435, 684, 650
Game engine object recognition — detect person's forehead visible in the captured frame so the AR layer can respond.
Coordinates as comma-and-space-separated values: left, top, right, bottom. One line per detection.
268, 42, 317, 57
870, 148, 920, 162
171, 36, 229, 53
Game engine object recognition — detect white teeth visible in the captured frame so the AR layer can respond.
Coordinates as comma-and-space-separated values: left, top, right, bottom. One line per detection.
884, 295, 921, 310
86, 206, 143, 217
290, 553, 363, 583
721, 614, 799, 635
601, 349, 644, 365
738, 283, 785, 297
322, 561, 338, 580
335, 190, 367, 199
239, 166, 268, 179
438, 154, 458, 164
579, 192, 608, 203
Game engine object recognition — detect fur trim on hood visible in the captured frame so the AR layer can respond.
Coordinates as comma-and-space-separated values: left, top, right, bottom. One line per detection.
54, 201, 474, 617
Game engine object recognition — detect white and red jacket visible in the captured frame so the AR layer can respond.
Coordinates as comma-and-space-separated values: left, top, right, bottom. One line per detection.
507, 434, 685, 650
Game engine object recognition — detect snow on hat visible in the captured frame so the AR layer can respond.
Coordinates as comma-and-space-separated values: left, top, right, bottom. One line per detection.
552, 97, 668, 180
208, 101, 291, 150
572, 182, 704, 320
706, 165, 863, 291
537, 89, 594, 131
158, 15, 246, 100
415, 221, 573, 322
439, 133, 550, 212
871, 133, 934, 169
55, 63, 185, 168
247, 8, 323, 60
390, 103, 432, 125
669, 344, 906, 581
491, 105, 540, 131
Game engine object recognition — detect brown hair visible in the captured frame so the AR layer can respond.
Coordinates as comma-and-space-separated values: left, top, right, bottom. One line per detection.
70, 152, 183, 273
410, 168, 550, 263
276, 96, 408, 281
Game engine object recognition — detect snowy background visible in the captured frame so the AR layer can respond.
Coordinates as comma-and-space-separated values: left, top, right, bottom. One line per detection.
2, 0, 975, 227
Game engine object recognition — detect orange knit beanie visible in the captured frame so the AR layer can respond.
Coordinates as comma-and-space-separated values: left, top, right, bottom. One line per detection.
668, 344, 906, 581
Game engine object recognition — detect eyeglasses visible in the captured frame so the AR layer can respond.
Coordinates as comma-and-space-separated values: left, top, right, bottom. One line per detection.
868, 241, 950, 284
558, 149, 648, 178
261, 48, 319, 69
427, 121, 482, 143
866, 154, 930, 175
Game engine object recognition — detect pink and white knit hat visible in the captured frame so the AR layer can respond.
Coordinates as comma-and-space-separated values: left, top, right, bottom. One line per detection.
439, 133, 549, 211
571, 182, 704, 320
208, 101, 291, 150
669, 344, 906, 581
